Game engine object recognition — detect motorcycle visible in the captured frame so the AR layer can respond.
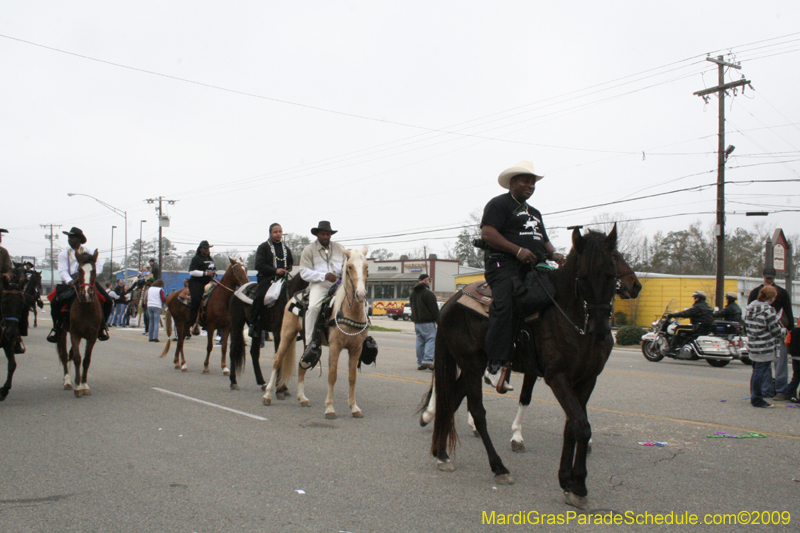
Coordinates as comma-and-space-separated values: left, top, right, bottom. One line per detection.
641, 306, 749, 367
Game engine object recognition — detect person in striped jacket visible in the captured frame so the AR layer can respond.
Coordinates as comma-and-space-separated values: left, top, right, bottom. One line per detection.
745, 285, 783, 408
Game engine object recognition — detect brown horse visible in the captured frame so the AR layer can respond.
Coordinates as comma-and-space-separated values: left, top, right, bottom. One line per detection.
431, 227, 620, 509
262, 247, 370, 419
57, 250, 104, 397
419, 247, 641, 451
161, 258, 250, 374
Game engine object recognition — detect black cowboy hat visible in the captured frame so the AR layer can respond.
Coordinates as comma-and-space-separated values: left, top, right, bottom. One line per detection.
197, 240, 213, 249
311, 221, 337, 236
63, 227, 87, 244
0, 228, 7, 233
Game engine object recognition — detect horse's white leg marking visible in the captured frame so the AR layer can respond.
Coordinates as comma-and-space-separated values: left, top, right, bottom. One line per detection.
510, 403, 526, 452
262, 368, 278, 405
297, 368, 310, 407
467, 411, 477, 436
324, 347, 340, 419
63, 374, 73, 390
420, 381, 436, 426
348, 348, 362, 418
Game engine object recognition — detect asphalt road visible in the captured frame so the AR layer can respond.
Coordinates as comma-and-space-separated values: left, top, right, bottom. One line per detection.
1, 316, 798, 532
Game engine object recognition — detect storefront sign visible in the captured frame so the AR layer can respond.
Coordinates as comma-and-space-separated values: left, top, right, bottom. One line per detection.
377, 266, 397, 271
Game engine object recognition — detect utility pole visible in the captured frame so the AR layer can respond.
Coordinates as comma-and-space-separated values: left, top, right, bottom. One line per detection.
41, 223, 62, 290
145, 196, 177, 280
693, 56, 751, 310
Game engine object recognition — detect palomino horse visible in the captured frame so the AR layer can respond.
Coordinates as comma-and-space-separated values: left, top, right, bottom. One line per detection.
262, 247, 369, 419
431, 227, 620, 509
161, 258, 250, 374
57, 250, 104, 397
228, 274, 308, 391
1, 278, 27, 401
418, 248, 641, 452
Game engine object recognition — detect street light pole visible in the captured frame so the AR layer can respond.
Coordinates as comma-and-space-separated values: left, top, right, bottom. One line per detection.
67, 193, 128, 282
139, 220, 147, 272
111, 225, 117, 283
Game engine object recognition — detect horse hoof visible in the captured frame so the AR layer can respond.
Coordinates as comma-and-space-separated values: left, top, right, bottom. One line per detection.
181, 365, 188, 372
64, 383, 73, 391
74, 389, 83, 398
262, 397, 271, 406
472, 429, 480, 438
564, 492, 589, 510
260, 384, 267, 391
202, 369, 210, 375
352, 411, 363, 418
324, 412, 336, 419
511, 440, 526, 453
300, 400, 311, 407
275, 391, 285, 400
223, 367, 230, 376
419, 416, 429, 427
494, 473, 514, 485
437, 460, 455, 472
83, 388, 91, 396
230, 384, 239, 390
174, 365, 181, 370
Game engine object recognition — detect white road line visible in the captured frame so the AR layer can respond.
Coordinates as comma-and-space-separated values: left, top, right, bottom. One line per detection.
152, 387, 267, 421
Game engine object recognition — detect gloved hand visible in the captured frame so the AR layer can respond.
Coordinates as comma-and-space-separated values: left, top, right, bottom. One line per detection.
666, 314, 673, 319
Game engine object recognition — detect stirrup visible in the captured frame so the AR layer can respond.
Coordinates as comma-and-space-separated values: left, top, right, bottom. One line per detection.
484, 364, 511, 394
98, 326, 110, 341
46, 328, 59, 343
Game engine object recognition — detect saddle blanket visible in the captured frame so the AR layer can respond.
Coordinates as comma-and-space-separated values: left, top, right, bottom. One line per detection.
456, 280, 538, 322
233, 282, 258, 305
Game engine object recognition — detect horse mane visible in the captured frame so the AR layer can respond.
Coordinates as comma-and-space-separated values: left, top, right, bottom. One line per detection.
549, 230, 613, 305
331, 248, 367, 317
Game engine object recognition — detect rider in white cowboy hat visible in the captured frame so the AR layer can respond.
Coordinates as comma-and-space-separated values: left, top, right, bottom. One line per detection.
481, 161, 565, 393
47, 227, 114, 343
298, 221, 347, 369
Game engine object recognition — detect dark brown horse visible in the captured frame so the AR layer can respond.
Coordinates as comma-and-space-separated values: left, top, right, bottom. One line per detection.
57, 250, 104, 397
419, 247, 641, 449
228, 274, 308, 391
431, 227, 619, 509
161, 258, 250, 374
1, 278, 27, 401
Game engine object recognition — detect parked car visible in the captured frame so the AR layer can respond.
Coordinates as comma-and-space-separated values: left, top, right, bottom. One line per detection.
385, 303, 411, 321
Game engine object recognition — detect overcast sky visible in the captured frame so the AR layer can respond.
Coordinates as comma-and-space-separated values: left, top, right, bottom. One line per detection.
2, 1, 799, 268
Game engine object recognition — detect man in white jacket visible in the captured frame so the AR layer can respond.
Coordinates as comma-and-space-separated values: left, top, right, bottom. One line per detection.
298, 221, 347, 369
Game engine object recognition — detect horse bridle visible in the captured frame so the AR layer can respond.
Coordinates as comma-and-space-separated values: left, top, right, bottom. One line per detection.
334, 256, 370, 336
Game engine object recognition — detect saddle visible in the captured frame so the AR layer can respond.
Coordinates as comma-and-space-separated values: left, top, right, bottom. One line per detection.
232, 281, 258, 305
177, 282, 217, 309
457, 280, 542, 322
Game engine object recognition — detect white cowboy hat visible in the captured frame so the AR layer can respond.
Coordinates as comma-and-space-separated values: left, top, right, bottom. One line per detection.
497, 160, 544, 189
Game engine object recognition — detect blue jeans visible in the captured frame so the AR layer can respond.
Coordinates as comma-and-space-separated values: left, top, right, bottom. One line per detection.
774, 344, 790, 396
415, 322, 437, 365
112, 302, 127, 326
147, 307, 161, 340
751, 361, 773, 407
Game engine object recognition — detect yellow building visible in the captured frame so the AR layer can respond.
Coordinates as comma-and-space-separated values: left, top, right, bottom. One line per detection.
454, 271, 783, 328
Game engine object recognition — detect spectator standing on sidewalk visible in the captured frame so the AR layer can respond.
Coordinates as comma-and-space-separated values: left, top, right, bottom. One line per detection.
409, 274, 440, 370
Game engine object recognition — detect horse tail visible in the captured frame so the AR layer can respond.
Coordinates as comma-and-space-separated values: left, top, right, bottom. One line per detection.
275, 310, 299, 390
229, 298, 246, 375
159, 309, 172, 358
431, 324, 459, 457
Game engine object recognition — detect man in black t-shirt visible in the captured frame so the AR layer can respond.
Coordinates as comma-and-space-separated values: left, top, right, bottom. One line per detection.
481, 160, 565, 393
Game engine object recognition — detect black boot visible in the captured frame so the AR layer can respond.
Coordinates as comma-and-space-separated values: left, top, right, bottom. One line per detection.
98, 324, 110, 341
47, 317, 62, 343
300, 313, 326, 370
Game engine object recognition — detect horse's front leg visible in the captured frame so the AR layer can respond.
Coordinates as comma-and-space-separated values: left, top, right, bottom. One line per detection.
249, 342, 267, 389
69, 335, 84, 398
79, 338, 97, 397
550, 374, 593, 509
511, 373, 538, 452
324, 345, 341, 419
0, 347, 17, 401
296, 366, 310, 407
220, 327, 230, 376
202, 328, 213, 374
347, 345, 362, 418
